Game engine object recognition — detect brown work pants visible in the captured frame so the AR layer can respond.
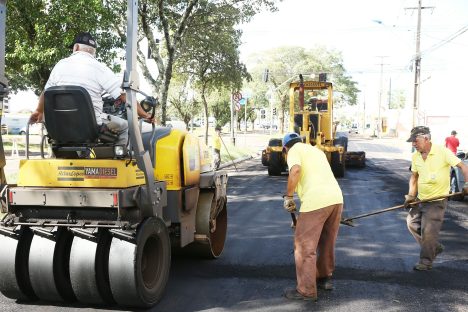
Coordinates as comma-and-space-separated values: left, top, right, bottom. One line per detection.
406, 199, 447, 265
294, 203, 343, 297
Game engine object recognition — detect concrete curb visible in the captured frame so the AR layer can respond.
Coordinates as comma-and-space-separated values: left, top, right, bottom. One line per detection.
218, 155, 253, 170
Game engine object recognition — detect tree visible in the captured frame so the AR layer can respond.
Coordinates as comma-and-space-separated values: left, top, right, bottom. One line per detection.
245, 46, 360, 133
389, 89, 406, 110
173, 2, 251, 143
136, 0, 278, 126
209, 90, 232, 129
5, 0, 122, 94
236, 103, 256, 131
167, 76, 202, 130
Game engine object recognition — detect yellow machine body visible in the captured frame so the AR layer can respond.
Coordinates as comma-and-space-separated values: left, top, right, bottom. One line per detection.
17, 159, 145, 188
17, 129, 213, 191
262, 78, 345, 177
288, 80, 335, 145
154, 129, 212, 191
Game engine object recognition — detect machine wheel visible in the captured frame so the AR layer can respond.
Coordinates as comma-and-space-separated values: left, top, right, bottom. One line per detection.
192, 191, 227, 258
0, 227, 36, 300
450, 172, 464, 201
69, 230, 114, 305
331, 151, 345, 178
267, 152, 282, 176
28, 228, 76, 302
261, 150, 268, 166
108, 217, 171, 308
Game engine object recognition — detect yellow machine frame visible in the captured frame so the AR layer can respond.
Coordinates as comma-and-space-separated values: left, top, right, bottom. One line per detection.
288, 78, 345, 175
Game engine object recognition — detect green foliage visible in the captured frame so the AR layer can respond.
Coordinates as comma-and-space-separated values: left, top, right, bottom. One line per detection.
167, 75, 202, 129
245, 45, 360, 111
137, 0, 278, 125
389, 89, 406, 109
236, 103, 256, 130
5, 0, 123, 94
209, 90, 232, 128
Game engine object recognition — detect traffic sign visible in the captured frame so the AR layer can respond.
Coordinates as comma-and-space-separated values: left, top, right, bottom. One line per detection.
235, 102, 241, 111
239, 98, 247, 106
232, 92, 242, 102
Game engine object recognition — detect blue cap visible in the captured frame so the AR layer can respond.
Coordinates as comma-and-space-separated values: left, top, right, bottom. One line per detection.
283, 132, 301, 147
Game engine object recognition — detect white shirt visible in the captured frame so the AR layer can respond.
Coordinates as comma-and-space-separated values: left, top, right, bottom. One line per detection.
45, 51, 122, 121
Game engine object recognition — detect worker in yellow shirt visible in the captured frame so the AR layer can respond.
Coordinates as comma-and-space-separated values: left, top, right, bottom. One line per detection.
282, 133, 343, 302
404, 126, 468, 271
213, 125, 222, 170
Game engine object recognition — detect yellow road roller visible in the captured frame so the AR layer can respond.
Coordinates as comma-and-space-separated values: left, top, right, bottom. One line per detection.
0, 0, 227, 308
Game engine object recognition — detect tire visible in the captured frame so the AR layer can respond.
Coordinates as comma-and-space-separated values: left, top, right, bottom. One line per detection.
450, 172, 464, 201
69, 230, 114, 305
330, 151, 345, 178
28, 228, 76, 302
261, 150, 268, 166
334, 136, 348, 152
268, 152, 282, 176
108, 217, 171, 308
0, 227, 36, 301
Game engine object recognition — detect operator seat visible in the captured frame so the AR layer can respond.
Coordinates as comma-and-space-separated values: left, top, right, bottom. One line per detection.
44, 85, 119, 159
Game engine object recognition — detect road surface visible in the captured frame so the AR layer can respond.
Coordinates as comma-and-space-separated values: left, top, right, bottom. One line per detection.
1, 137, 467, 311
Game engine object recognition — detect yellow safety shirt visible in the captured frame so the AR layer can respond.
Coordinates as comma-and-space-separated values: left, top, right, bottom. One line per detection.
287, 143, 343, 212
213, 134, 221, 150
411, 144, 460, 200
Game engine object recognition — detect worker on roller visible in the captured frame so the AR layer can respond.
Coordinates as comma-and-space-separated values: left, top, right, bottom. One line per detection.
282, 132, 343, 301
404, 126, 468, 271
29, 32, 153, 145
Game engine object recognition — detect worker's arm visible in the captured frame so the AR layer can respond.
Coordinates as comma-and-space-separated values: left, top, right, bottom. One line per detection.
118, 93, 154, 122
286, 164, 301, 196
456, 161, 468, 193
29, 91, 45, 124
408, 171, 418, 197
404, 171, 419, 207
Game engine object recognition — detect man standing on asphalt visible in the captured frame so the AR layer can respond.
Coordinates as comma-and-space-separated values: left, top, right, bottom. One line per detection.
444, 130, 459, 154
213, 125, 222, 170
282, 133, 343, 301
404, 126, 468, 271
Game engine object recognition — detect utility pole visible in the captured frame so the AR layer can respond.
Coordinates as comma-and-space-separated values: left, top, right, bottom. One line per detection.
406, 0, 434, 127
377, 56, 388, 138
0, 0, 8, 184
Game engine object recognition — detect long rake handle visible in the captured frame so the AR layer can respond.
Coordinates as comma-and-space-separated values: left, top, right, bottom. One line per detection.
219, 134, 238, 172
342, 192, 464, 222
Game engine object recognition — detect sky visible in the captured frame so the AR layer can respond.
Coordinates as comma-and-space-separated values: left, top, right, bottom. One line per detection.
239, 0, 468, 141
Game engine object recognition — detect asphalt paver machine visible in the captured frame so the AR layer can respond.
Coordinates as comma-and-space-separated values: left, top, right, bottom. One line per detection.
0, 0, 228, 308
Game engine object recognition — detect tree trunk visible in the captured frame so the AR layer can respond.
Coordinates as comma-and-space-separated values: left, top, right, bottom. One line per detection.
201, 84, 209, 145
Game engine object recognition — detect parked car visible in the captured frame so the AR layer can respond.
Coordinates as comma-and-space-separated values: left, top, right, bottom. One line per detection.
349, 125, 359, 134
450, 151, 467, 201
1, 114, 29, 134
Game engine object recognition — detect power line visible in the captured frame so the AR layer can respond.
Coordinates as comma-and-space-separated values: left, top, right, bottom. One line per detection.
421, 24, 468, 56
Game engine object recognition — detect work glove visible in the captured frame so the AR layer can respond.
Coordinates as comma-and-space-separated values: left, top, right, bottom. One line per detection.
283, 195, 296, 213
404, 194, 416, 209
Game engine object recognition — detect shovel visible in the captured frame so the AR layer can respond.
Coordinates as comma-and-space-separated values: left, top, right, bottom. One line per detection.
340, 192, 464, 227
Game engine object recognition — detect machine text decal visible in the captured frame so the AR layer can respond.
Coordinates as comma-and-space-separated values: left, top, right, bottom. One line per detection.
57, 166, 118, 181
